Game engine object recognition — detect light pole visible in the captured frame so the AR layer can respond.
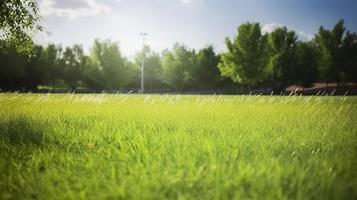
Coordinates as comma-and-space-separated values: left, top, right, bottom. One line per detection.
140, 32, 148, 93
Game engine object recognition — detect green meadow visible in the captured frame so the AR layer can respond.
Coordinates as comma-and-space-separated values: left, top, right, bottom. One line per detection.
0, 93, 356, 200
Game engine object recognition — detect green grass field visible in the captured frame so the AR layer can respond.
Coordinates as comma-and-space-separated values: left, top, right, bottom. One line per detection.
0, 94, 357, 200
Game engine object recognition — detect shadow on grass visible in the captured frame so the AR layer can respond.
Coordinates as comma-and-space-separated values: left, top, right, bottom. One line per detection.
0, 116, 46, 147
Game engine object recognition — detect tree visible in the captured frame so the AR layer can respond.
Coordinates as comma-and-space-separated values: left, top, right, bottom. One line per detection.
294, 42, 319, 87
341, 31, 357, 83
161, 43, 196, 90
268, 27, 299, 88
194, 46, 221, 90
82, 58, 105, 91
26, 45, 50, 91
0, 0, 42, 52
135, 46, 163, 91
315, 19, 346, 85
0, 43, 28, 90
59, 45, 86, 90
219, 22, 269, 86
42, 44, 62, 89
90, 39, 134, 90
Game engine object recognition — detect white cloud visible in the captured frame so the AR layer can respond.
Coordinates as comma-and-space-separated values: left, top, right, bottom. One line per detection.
180, 0, 203, 4
262, 23, 313, 41
296, 30, 314, 41
262, 23, 284, 34
40, 0, 111, 19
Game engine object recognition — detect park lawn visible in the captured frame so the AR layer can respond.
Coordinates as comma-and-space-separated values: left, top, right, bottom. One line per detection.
0, 93, 356, 200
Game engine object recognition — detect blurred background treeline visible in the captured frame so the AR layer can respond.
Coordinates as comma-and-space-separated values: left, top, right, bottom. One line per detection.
0, 7, 356, 94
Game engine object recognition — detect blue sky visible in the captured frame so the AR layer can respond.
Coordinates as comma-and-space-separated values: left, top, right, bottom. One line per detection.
36, 0, 357, 57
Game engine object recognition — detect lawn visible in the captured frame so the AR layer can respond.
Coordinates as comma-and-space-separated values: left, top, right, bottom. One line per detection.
0, 93, 356, 200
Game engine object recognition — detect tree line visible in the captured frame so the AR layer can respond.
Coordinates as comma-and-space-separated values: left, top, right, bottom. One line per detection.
0, 20, 356, 93
220, 20, 357, 91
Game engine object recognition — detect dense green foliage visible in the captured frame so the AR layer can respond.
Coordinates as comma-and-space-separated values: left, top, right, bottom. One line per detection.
89, 39, 135, 90
135, 46, 162, 91
0, 20, 356, 92
0, 94, 356, 199
268, 27, 299, 88
219, 23, 269, 85
219, 20, 357, 89
0, 41, 229, 92
315, 19, 357, 84
161, 43, 197, 90
0, 0, 41, 52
